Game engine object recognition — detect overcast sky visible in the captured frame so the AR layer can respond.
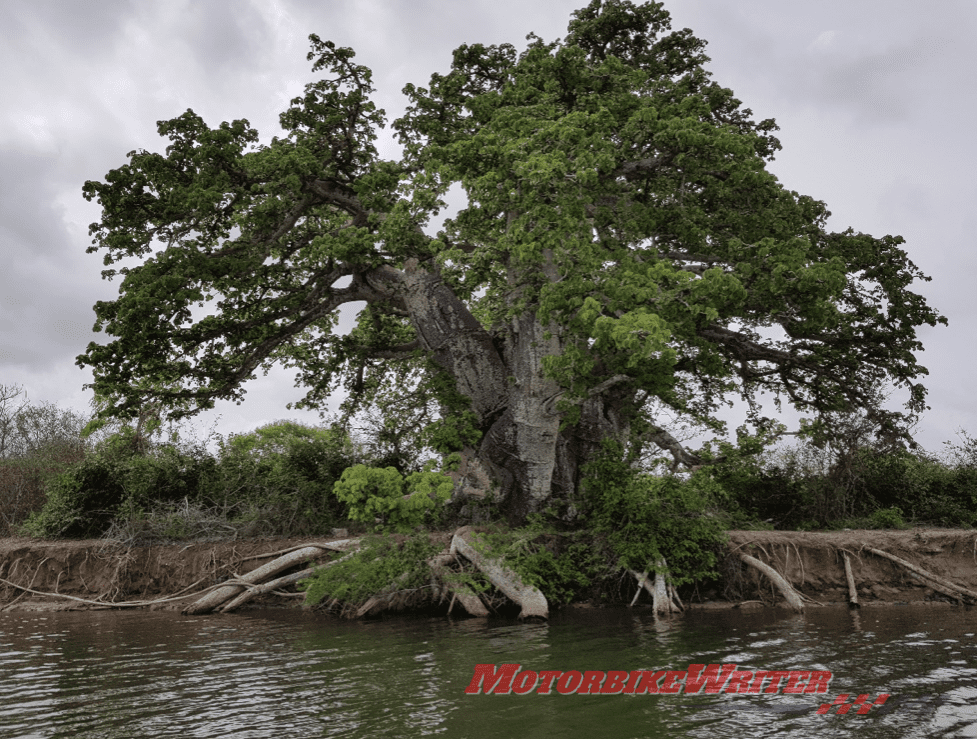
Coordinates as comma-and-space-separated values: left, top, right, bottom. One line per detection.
1, 0, 973, 453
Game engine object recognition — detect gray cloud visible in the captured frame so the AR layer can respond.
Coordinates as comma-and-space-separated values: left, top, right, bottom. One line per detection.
0, 0, 973, 451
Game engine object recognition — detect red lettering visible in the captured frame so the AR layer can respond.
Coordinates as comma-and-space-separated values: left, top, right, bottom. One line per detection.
684, 664, 737, 694
579, 671, 605, 694
557, 670, 583, 695
804, 671, 833, 694
724, 671, 754, 693
783, 671, 810, 694
464, 664, 521, 694
536, 671, 562, 694
660, 671, 686, 694
856, 694, 890, 714
600, 671, 629, 694
622, 671, 644, 694
634, 670, 667, 694
762, 671, 790, 694
511, 670, 538, 695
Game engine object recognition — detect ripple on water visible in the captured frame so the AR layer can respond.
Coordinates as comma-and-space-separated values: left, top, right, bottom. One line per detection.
1, 606, 976, 738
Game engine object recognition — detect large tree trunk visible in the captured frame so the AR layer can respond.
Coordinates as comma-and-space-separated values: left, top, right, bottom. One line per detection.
384, 262, 631, 523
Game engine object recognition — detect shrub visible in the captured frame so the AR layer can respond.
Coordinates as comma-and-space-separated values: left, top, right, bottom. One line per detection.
333, 463, 453, 532
301, 535, 442, 612
211, 421, 358, 535
580, 441, 728, 585
870, 506, 908, 530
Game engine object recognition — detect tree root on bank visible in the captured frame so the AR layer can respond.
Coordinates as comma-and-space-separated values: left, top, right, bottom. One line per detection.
842, 551, 860, 608
738, 553, 805, 613
450, 530, 548, 620
183, 539, 361, 615
628, 559, 683, 615
863, 546, 977, 605
428, 553, 489, 617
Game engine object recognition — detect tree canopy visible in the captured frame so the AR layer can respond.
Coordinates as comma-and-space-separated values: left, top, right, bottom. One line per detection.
78, 0, 945, 521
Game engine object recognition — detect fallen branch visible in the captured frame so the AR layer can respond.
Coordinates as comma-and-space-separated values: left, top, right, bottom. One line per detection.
450, 531, 548, 620
863, 547, 977, 604
739, 553, 804, 612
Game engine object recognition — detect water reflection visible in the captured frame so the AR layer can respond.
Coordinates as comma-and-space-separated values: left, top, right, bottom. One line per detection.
1, 606, 977, 737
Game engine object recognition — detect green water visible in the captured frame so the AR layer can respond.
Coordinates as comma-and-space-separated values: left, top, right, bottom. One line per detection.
1, 605, 976, 738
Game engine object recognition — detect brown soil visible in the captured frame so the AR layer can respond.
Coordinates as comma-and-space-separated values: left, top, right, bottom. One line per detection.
1, 528, 974, 613
712, 529, 977, 609
0, 536, 350, 612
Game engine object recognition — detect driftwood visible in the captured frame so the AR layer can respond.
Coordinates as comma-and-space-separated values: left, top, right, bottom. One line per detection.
842, 552, 860, 608
450, 532, 548, 620
184, 539, 360, 615
220, 568, 313, 613
629, 560, 681, 614
739, 553, 804, 612
429, 553, 489, 617
864, 547, 977, 604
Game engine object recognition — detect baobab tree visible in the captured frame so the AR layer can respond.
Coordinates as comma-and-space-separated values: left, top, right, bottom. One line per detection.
78, 0, 944, 522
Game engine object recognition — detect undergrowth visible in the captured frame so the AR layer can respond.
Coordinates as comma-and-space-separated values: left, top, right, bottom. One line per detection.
301, 535, 443, 614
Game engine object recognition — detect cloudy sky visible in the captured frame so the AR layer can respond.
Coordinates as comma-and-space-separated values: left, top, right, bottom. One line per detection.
1, 0, 973, 452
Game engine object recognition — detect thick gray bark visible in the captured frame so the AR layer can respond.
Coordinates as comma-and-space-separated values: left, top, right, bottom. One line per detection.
370, 262, 633, 522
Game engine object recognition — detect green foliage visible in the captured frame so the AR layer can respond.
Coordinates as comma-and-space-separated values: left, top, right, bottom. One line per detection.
211, 420, 357, 534
23, 420, 359, 539
869, 507, 907, 530
468, 528, 609, 606
579, 441, 727, 585
333, 463, 453, 531
76, 1, 944, 524
301, 535, 441, 608
711, 417, 977, 529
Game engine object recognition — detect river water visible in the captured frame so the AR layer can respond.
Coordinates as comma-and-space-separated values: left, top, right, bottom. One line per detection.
1, 604, 976, 738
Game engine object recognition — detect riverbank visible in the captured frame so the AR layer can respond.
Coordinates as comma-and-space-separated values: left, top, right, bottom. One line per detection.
1, 529, 974, 613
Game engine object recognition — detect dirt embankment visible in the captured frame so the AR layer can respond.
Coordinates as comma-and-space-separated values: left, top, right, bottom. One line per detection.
0, 536, 346, 612
1, 529, 975, 613
717, 529, 977, 608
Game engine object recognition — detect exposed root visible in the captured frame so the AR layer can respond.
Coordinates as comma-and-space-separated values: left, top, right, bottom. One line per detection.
0, 574, 222, 608
863, 546, 977, 604
842, 552, 860, 608
628, 560, 681, 614
450, 529, 548, 620
429, 552, 489, 617
738, 553, 804, 612
184, 540, 361, 615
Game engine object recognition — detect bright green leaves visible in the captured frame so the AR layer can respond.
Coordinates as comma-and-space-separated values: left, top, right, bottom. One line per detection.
593, 312, 673, 365
332, 463, 452, 531
79, 2, 945, 484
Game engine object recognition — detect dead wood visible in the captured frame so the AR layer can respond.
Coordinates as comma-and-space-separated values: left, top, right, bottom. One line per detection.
183, 540, 360, 615
629, 560, 681, 614
429, 552, 489, 617
863, 547, 977, 604
450, 531, 548, 620
842, 552, 859, 608
738, 553, 804, 612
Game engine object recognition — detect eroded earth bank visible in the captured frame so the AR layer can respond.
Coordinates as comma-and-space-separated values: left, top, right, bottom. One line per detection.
1, 529, 975, 614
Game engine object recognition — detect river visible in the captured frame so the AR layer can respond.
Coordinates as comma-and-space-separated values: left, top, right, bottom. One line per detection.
1, 604, 976, 738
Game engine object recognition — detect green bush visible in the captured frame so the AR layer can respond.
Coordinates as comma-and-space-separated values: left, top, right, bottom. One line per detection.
301, 535, 442, 610
869, 506, 908, 530
580, 442, 728, 585
24, 420, 360, 539
333, 463, 453, 532
211, 421, 358, 535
